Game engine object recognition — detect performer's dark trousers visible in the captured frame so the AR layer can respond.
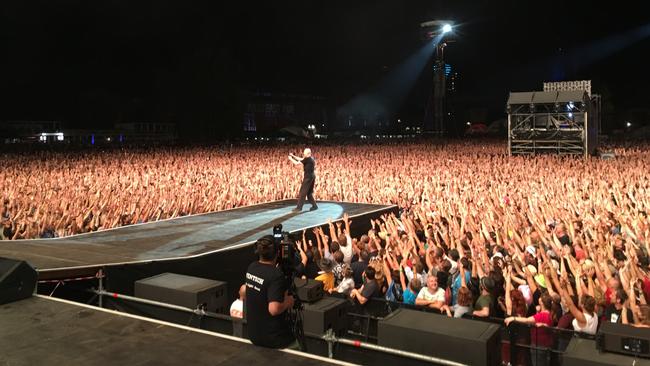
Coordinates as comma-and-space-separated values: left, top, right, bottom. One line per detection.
296, 176, 316, 209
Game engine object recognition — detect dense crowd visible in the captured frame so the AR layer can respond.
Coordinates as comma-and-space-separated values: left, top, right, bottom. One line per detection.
2, 142, 648, 241
234, 141, 650, 365
3, 142, 650, 354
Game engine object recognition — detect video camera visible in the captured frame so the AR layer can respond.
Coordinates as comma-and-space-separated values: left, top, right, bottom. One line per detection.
272, 224, 300, 281
272, 224, 306, 351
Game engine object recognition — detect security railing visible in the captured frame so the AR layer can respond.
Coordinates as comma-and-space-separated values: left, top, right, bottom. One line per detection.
344, 297, 597, 365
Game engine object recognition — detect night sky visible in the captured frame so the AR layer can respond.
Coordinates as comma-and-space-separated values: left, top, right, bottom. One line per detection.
1, 0, 649, 134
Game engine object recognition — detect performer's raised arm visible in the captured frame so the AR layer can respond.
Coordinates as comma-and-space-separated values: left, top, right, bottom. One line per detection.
288, 153, 301, 165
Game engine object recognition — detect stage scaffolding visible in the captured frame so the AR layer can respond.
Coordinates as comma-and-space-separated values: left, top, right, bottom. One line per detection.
507, 90, 598, 157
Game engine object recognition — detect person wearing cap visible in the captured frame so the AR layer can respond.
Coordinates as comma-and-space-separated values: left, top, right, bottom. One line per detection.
473, 277, 495, 317
524, 245, 537, 266
315, 258, 335, 292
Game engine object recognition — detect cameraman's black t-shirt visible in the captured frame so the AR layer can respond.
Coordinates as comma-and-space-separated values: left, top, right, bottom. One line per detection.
245, 261, 294, 348
301, 157, 315, 179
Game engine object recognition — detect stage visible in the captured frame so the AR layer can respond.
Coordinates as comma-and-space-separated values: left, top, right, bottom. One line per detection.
0, 199, 396, 281
0, 295, 353, 366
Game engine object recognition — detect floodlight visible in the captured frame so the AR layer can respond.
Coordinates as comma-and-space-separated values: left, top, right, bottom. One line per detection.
567, 101, 574, 110
626, 122, 632, 127
420, 20, 455, 40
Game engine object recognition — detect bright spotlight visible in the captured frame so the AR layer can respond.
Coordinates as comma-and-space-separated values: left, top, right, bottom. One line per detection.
568, 112, 573, 118
442, 24, 452, 33
626, 121, 632, 127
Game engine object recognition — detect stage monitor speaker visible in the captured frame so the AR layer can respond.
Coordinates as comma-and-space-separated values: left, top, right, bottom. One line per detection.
135, 273, 227, 313
0, 257, 37, 305
564, 337, 650, 366
302, 296, 350, 336
293, 278, 323, 303
597, 321, 650, 359
378, 308, 501, 366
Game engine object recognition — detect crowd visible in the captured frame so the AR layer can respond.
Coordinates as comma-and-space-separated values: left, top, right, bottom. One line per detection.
3, 141, 650, 345
237, 141, 650, 365
2, 142, 649, 241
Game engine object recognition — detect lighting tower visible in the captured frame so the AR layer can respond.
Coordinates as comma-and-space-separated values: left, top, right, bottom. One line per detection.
420, 20, 454, 134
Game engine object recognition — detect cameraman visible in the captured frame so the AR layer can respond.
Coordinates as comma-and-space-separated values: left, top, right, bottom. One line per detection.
245, 235, 295, 348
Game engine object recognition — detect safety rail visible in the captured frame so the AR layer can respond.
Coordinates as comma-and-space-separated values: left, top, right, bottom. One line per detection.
344, 297, 598, 364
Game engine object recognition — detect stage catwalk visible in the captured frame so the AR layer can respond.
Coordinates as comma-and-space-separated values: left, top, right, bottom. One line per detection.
0, 200, 395, 278
0, 295, 351, 366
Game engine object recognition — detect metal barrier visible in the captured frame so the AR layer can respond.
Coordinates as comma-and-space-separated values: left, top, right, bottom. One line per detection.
321, 330, 468, 366
345, 297, 597, 365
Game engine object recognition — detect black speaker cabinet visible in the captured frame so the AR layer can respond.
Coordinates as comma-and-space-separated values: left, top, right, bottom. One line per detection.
378, 308, 501, 366
302, 296, 350, 336
293, 278, 323, 303
135, 273, 227, 313
597, 321, 650, 358
564, 338, 650, 366
0, 257, 37, 305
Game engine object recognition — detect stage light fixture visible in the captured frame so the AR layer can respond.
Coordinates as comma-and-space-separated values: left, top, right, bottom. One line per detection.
442, 24, 452, 33
626, 121, 632, 127
567, 101, 575, 110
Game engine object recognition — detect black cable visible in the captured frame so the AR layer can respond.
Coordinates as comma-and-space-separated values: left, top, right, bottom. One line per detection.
286, 271, 306, 351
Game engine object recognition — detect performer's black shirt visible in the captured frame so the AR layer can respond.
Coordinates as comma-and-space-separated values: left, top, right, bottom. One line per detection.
245, 261, 294, 348
301, 157, 315, 179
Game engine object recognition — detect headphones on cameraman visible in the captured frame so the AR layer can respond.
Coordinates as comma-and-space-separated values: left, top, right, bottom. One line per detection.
254, 235, 278, 256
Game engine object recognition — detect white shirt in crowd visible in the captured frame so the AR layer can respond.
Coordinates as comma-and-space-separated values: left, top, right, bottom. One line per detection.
339, 234, 353, 265
336, 277, 355, 295
416, 287, 445, 303
404, 266, 427, 286
230, 299, 244, 318
572, 312, 598, 335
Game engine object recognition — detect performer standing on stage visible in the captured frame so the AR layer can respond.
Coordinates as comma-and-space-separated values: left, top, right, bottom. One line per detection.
288, 148, 318, 212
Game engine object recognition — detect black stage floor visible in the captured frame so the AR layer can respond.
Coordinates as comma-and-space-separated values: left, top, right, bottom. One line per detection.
0, 296, 351, 366
0, 200, 394, 277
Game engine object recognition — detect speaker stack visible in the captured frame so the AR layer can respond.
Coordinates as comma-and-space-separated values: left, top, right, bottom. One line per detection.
378, 308, 501, 366
293, 277, 324, 303
0, 257, 37, 305
302, 296, 350, 336
135, 272, 228, 313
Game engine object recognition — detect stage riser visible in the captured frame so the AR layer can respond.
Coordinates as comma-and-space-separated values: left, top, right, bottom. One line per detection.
39, 205, 396, 306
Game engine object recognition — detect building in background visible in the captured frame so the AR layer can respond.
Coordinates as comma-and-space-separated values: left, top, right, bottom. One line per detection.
243, 91, 331, 136
1, 121, 177, 145
114, 122, 177, 144
1, 121, 62, 143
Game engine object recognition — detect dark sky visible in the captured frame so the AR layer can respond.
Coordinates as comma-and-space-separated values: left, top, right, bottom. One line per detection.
1, 0, 649, 131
